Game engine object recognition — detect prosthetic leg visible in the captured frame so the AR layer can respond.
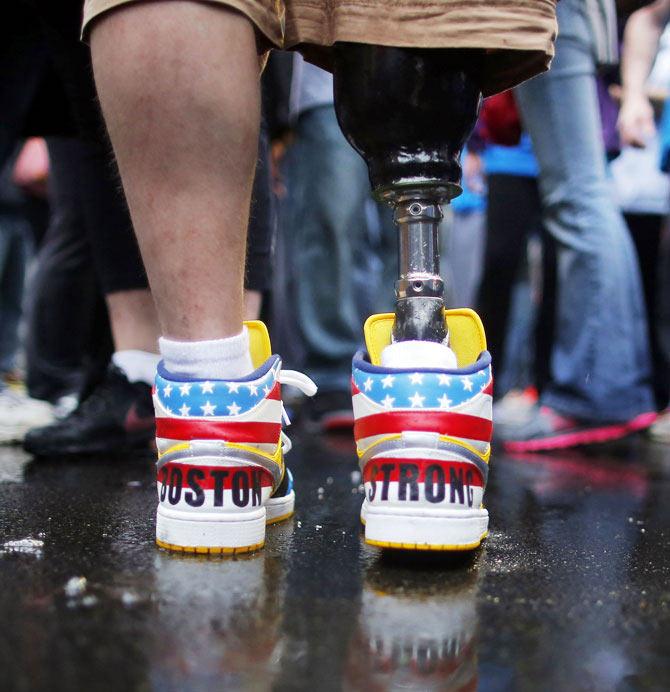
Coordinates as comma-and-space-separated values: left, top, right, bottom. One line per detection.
333, 45, 483, 343
339, 46, 494, 551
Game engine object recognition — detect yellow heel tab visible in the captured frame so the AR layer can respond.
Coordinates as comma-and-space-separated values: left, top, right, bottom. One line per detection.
363, 309, 487, 367
245, 320, 272, 368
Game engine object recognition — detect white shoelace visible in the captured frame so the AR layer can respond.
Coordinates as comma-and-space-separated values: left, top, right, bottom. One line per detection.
278, 370, 318, 397
277, 369, 317, 452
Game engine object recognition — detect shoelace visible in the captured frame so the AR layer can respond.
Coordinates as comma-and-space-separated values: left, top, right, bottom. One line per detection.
278, 370, 318, 397
277, 369, 317, 453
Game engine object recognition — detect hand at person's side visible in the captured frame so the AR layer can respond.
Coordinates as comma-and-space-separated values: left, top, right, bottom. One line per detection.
270, 132, 294, 199
12, 137, 49, 197
618, 93, 656, 147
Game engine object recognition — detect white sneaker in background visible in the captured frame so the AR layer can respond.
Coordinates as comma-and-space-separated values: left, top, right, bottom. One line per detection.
0, 388, 55, 444
647, 409, 670, 443
492, 387, 538, 427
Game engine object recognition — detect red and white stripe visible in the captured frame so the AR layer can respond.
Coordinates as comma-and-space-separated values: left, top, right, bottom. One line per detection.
154, 382, 283, 456
353, 383, 492, 455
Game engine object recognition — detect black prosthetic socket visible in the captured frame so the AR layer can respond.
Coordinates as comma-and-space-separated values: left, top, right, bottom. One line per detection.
333, 45, 484, 344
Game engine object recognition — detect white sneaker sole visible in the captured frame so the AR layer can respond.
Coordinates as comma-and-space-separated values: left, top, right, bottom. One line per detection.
0, 425, 28, 445
361, 501, 489, 551
0, 422, 50, 445
155, 490, 295, 555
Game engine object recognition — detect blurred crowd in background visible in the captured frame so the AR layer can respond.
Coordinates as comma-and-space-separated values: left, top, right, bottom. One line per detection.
4, 0, 670, 455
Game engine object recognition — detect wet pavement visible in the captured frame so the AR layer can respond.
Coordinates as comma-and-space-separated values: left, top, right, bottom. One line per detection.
0, 429, 669, 691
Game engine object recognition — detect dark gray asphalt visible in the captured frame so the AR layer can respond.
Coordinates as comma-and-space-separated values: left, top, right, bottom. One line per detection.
0, 430, 668, 691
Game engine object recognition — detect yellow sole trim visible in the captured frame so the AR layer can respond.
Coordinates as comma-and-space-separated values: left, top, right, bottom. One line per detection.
156, 538, 265, 555
365, 531, 488, 552
155, 510, 293, 554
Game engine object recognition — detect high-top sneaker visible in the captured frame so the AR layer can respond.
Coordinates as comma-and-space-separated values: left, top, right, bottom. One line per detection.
344, 568, 479, 689
352, 310, 493, 551
153, 321, 316, 554
23, 365, 152, 455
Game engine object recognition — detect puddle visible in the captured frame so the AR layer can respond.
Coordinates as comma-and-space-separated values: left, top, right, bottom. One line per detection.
1, 538, 44, 558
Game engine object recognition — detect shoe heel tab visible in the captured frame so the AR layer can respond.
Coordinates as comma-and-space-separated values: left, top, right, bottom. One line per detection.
244, 321, 272, 368
363, 309, 487, 367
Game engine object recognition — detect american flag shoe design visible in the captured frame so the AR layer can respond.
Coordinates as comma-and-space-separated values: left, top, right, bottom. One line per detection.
153, 327, 316, 555
352, 315, 493, 551
346, 569, 478, 689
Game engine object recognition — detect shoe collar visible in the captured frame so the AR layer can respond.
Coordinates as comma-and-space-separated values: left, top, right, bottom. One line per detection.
156, 354, 281, 383
352, 349, 492, 377
364, 309, 487, 367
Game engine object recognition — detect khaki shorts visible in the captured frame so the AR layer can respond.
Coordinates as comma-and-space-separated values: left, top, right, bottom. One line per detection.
83, 0, 557, 95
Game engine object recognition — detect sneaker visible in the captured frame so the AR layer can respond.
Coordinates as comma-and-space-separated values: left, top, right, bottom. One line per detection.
2, 370, 25, 389
647, 409, 670, 443
23, 365, 154, 456
501, 405, 657, 453
493, 386, 538, 425
153, 321, 316, 554
353, 310, 493, 551
492, 386, 539, 443
345, 567, 478, 689
0, 387, 54, 444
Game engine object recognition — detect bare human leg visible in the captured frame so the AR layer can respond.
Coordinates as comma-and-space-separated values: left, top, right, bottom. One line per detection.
106, 289, 159, 354
88, 1, 307, 553
243, 290, 262, 321
104, 286, 257, 357
90, 1, 260, 342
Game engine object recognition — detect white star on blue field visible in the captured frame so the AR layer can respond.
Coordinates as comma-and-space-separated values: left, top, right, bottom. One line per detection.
353, 366, 491, 409
155, 368, 278, 417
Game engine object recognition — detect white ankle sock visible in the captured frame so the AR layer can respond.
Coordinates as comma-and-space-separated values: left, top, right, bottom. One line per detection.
159, 328, 254, 380
381, 340, 458, 370
112, 350, 161, 385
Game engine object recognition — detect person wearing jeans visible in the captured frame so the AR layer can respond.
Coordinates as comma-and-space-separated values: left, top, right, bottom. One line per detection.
273, 59, 392, 429
617, 0, 670, 441
502, 0, 657, 451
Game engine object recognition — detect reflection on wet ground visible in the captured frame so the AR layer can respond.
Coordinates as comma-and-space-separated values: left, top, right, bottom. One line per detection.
0, 432, 668, 690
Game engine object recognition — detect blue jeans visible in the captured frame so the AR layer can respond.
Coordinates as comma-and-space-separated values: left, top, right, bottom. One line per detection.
516, 0, 654, 421
273, 105, 393, 392
0, 214, 31, 373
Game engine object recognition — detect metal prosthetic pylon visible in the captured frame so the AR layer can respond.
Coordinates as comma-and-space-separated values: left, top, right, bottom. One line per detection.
386, 189, 455, 344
